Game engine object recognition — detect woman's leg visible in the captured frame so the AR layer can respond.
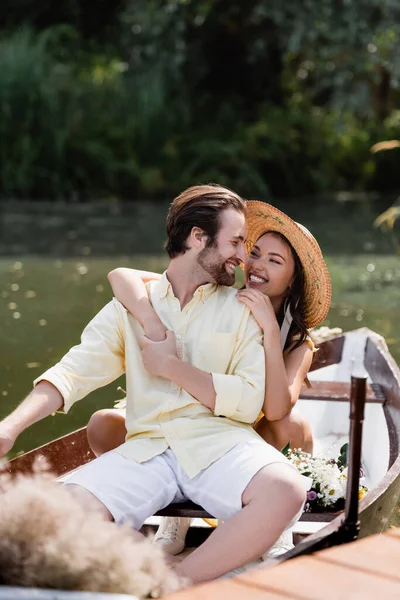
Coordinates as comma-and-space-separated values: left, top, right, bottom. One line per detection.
87, 409, 127, 457
255, 408, 314, 454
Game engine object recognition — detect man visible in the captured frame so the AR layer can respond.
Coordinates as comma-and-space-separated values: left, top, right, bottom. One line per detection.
0, 185, 306, 582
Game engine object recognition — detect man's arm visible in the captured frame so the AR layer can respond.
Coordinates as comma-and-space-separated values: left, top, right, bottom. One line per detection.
0, 300, 125, 458
0, 381, 63, 457
166, 359, 216, 409
140, 312, 265, 423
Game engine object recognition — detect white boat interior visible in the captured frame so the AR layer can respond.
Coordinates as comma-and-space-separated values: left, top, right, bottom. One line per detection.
146, 331, 391, 538
306, 330, 390, 491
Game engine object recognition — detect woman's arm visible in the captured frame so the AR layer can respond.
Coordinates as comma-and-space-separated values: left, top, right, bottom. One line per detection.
108, 268, 166, 341
263, 336, 313, 421
237, 289, 313, 421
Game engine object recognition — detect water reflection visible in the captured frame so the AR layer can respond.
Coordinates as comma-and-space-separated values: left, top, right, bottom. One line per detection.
0, 253, 399, 456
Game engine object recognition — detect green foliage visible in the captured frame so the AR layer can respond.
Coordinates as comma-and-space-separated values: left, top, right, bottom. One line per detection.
0, 0, 126, 44
338, 443, 349, 469
0, 28, 71, 197
0, 27, 189, 198
1, 2, 400, 200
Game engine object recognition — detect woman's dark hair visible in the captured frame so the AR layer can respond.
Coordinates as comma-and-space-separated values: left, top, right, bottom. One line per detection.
165, 184, 245, 258
269, 232, 310, 353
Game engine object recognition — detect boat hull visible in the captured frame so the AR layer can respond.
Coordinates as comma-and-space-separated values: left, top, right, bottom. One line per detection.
4, 329, 400, 544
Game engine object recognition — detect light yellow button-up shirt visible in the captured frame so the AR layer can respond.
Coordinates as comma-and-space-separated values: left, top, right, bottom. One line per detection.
35, 273, 266, 478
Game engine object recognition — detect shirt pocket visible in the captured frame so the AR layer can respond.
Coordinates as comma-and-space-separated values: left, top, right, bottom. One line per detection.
197, 332, 237, 374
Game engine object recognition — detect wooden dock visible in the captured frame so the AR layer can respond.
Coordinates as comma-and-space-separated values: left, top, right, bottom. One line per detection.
167, 528, 400, 599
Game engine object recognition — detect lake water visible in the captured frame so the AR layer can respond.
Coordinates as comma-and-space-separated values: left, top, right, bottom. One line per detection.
1, 252, 400, 458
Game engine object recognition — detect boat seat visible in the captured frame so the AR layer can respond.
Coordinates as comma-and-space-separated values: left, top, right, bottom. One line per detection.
155, 502, 212, 519
299, 381, 385, 403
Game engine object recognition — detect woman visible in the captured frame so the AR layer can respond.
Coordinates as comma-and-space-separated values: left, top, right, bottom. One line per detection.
87, 200, 331, 555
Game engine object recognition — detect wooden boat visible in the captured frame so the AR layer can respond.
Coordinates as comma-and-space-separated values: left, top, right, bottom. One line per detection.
4, 327, 400, 555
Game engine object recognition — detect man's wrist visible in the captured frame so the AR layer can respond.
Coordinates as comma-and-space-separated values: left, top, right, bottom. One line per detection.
1, 417, 20, 439
164, 354, 181, 380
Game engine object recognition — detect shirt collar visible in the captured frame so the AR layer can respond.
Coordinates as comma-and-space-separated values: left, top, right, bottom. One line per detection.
159, 271, 172, 299
194, 282, 218, 304
159, 271, 217, 303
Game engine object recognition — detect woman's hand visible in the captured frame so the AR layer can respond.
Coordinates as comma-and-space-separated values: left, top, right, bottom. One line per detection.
139, 330, 178, 378
236, 289, 280, 336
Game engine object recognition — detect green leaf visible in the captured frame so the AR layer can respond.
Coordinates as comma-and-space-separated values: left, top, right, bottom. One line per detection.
281, 441, 291, 456
338, 443, 349, 468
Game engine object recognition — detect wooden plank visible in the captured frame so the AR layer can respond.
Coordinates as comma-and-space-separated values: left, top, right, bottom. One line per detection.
317, 532, 400, 582
356, 333, 400, 538
156, 502, 211, 519
6, 428, 94, 477
365, 333, 400, 413
237, 555, 400, 599
364, 333, 400, 469
299, 381, 384, 403
165, 579, 295, 600
309, 336, 344, 372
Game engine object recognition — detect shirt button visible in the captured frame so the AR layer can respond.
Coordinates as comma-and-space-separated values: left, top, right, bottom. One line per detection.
176, 334, 182, 340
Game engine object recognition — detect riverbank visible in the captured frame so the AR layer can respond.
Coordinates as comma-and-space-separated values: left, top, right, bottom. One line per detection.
0, 195, 396, 256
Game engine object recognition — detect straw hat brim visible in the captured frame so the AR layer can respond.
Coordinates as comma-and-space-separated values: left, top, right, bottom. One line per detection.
245, 201, 331, 329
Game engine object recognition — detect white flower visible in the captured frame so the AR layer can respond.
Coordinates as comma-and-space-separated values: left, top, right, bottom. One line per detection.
284, 445, 366, 510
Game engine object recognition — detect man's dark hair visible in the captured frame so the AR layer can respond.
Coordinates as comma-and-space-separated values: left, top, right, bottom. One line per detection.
165, 184, 245, 258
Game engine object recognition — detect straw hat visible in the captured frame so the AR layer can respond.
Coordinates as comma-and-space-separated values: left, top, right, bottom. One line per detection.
245, 201, 331, 329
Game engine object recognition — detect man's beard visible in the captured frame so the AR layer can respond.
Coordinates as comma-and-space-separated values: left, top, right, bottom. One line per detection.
197, 246, 236, 286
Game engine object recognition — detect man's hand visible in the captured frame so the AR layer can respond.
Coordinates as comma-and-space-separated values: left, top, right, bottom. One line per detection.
0, 425, 17, 458
139, 330, 178, 378
0, 382, 64, 460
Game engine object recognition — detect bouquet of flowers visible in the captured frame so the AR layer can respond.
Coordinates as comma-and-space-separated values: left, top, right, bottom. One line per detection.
282, 443, 368, 513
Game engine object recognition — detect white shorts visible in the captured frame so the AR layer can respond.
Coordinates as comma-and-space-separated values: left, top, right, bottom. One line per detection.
63, 440, 309, 530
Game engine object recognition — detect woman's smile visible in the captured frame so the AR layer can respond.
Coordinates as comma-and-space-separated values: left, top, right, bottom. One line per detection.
244, 232, 295, 302
248, 272, 268, 286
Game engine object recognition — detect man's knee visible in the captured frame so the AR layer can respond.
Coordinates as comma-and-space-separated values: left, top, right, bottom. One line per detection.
242, 463, 306, 513
65, 483, 114, 522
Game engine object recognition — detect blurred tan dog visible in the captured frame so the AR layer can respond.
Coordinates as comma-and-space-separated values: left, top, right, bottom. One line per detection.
0, 465, 183, 598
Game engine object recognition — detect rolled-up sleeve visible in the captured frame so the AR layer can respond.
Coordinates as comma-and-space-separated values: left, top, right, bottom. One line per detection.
213, 312, 265, 423
33, 300, 125, 414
